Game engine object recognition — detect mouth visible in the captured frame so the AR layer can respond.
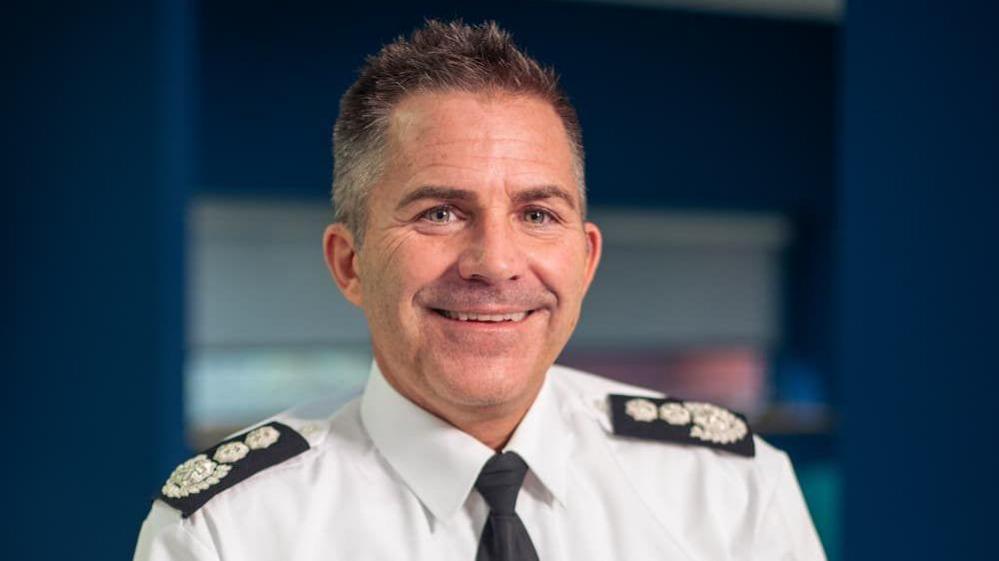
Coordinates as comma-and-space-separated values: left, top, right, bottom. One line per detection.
431, 308, 537, 323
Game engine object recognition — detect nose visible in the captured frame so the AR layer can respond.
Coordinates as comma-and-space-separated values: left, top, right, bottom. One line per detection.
457, 214, 526, 284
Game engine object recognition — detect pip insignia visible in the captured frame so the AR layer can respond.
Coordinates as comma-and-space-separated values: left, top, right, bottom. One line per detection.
610, 394, 755, 457
245, 425, 280, 449
158, 421, 310, 517
213, 441, 250, 464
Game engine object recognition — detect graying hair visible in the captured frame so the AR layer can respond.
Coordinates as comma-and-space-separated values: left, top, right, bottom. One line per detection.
331, 19, 586, 246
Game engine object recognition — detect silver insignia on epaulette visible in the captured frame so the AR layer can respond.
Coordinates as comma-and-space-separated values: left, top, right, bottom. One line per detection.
624, 398, 659, 422
213, 441, 250, 464
162, 454, 233, 498
245, 425, 280, 449
683, 402, 748, 444
659, 402, 692, 425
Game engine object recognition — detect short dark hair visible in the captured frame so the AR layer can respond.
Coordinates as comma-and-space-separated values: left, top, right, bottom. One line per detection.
331, 19, 585, 245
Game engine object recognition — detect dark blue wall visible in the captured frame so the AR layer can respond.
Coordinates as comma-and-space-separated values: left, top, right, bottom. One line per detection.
840, 1, 999, 558
11, 1, 190, 558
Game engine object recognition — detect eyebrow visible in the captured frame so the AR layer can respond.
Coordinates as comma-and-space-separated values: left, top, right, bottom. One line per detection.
395, 186, 475, 211
511, 185, 577, 211
395, 184, 577, 211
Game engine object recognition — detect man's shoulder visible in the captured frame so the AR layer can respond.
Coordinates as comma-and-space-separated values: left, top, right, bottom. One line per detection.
547, 365, 810, 538
549, 363, 782, 463
153, 392, 366, 519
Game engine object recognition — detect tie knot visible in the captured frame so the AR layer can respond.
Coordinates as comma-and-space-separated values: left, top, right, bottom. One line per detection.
475, 451, 529, 515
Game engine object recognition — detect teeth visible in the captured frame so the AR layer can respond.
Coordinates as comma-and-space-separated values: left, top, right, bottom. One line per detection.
441, 310, 529, 322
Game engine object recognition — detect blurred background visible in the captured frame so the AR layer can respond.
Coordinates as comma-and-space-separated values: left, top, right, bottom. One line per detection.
10, 1, 998, 560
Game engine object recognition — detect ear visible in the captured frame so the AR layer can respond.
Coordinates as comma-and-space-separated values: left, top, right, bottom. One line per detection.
581, 221, 603, 294
323, 223, 364, 307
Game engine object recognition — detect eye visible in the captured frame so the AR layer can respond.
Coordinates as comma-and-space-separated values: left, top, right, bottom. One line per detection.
523, 208, 555, 225
421, 205, 456, 224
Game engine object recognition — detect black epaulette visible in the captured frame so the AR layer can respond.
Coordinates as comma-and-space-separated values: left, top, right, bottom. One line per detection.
608, 394, 755, 457
159, 421, 310, 517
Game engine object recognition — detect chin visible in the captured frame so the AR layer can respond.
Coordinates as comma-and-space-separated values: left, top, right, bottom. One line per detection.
429, 356, 542, 409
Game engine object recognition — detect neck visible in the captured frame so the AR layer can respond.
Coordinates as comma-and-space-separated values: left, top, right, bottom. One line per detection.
376, 361, 544, 452
416, 388, 541, 452
444, 403, 534, 451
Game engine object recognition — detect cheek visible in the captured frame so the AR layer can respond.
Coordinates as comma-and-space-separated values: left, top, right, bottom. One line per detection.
358, 246, 406, 325
364, 235, 457, 314
536, 241, 589, 295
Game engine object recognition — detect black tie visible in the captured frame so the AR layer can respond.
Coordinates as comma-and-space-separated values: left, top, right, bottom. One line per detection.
475, 451, 540, 561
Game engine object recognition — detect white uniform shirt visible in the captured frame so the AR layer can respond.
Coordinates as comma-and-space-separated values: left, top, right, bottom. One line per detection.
134, 362, 827, 560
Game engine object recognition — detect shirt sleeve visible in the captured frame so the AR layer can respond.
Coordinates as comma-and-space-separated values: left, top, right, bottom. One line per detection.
132, 501, 220, 561
755, 450, 828, 561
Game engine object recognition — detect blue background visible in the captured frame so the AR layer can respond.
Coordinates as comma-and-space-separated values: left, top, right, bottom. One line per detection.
10, 1, 997, 559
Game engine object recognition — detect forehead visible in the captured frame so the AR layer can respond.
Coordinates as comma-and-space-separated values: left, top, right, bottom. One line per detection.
381, 90, 576, 194
389, 90, 568, 143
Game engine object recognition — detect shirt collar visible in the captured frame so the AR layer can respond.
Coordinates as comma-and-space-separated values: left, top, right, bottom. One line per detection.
360, 361, 573, 523
361, 361, 493, 523
503, 371, 572, 508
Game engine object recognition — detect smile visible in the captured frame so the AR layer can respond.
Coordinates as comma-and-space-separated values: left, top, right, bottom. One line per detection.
432, 309, 535, 323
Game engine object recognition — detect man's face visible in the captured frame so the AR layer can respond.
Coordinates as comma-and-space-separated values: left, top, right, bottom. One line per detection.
326, 91, 601, 421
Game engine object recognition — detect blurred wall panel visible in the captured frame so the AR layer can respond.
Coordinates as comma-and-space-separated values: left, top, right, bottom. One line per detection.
576, 209, 789, 347
189, 199, 367, 347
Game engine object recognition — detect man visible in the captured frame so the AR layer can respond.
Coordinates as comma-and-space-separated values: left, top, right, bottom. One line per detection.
134, 20, 826, 560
